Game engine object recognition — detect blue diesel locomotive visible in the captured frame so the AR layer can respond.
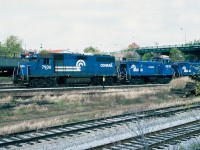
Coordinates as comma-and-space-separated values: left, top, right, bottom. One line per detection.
13, 53, 117, 87
13, 52, 176, 87
172, 61, 200, 79
118, 57, 173, 84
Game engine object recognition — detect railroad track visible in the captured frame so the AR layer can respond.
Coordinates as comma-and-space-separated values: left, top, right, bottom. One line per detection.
0, 83, 22, 89
0, 84, 165, 97
0, 84, 164, 90
94, 120, 200, 150
0, 102, 200, 148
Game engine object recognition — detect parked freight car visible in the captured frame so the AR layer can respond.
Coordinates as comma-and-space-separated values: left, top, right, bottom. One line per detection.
0, 52, 28, 76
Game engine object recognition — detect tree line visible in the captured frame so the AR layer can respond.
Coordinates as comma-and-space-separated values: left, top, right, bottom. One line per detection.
0, 35, 199, 62
142, 48, 198, 62
0, 35, 23, 57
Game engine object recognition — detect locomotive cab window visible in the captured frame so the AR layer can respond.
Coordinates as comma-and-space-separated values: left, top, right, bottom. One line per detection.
43, 58, 50, 65
165, 60, 171, 64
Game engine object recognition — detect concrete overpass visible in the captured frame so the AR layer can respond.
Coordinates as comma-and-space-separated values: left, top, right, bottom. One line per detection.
135, 44, 200, 58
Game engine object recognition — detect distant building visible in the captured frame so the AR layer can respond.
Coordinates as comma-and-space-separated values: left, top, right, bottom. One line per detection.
46, 49, 71, 53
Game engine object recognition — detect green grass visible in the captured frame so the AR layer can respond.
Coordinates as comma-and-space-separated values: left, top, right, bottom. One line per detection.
0, 77, 12, 83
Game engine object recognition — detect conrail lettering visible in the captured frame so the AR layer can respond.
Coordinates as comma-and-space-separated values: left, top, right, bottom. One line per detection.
100, 63, 113, 67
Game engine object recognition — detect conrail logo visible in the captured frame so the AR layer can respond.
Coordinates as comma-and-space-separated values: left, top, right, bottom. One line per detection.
76, 60, 86, 67
131, 64, 143, 72
182, 66, 191, 73
100, 63, 113, 67
55, 60, 86, 72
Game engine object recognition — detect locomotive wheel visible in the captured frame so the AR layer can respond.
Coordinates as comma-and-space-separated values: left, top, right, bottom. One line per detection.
29, 79, 37, 87
38, 79, 44, 87
46, 78, 51, 87
53, 78, 58, 87
29, 80, 33, 87
48, 78, 57, 87
131, 78, 144, 85
93, 77, 100, 86
106, 77, 113, 85
157, 77, 171, 84
163, 77, 171, 83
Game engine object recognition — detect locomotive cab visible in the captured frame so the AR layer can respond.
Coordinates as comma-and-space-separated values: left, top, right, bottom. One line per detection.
13, 53, 41, 86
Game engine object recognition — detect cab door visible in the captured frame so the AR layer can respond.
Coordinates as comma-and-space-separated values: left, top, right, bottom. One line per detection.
54, 54, 64, 73
27, 65, 30, 82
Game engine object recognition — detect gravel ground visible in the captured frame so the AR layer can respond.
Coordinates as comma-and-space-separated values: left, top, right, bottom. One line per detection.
3, 109, 200, 150
163, 136, 200, 150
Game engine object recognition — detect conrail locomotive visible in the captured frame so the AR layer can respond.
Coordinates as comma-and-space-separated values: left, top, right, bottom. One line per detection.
13, 53, 200, 87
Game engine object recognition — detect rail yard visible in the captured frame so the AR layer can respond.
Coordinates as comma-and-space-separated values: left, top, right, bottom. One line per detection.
1, 51, 200, 150
0, 76, 200, 149
1, 99, 200, 149
1, 0, 200, 149
1, 36, 200, 150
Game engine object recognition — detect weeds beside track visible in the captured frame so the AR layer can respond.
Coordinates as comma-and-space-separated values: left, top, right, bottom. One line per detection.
0, 102, 200, 148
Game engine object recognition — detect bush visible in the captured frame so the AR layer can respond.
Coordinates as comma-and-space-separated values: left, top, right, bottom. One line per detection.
195, 81, 200, 95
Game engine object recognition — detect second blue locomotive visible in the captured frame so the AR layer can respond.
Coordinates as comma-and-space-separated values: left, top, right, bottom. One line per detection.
118, 57, 173, 84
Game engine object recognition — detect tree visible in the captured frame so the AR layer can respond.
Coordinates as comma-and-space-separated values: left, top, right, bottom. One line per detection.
169, 48, 185, 62
185, 54, 198, 61
40, 49, 48, 55
0, 42, 2, 53
186, 39, 200, 45
83, 46, 100, 54
2, 35, 23, 56
127, 42, 140, 49
124, 52, 133, 59
142, 53, 153, 61
116, 42, 140, 59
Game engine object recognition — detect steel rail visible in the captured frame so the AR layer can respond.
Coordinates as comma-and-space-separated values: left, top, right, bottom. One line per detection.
0, 84, 164, 91
0, 84, 165, 97
97, 120, 200, 150
0, 102, 199, 148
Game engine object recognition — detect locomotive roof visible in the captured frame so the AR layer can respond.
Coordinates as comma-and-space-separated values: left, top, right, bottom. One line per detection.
39, 53, 112, 57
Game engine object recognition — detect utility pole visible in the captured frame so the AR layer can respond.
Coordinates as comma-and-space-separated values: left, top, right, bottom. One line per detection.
181, 28, 186, 45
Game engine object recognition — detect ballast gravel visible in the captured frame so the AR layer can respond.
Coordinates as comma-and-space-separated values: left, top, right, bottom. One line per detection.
3, 109, 200, 150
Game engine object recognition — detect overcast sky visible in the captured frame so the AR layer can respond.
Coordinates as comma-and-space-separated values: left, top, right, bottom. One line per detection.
0, 0, 200, 53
